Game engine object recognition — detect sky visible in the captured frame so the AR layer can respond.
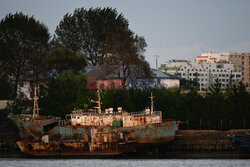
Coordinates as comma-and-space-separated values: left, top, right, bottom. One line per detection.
1, 0, 250, 68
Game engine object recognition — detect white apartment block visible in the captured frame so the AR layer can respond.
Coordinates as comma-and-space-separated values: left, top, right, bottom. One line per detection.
160, 60, 241, 89
195, 52, 250, 90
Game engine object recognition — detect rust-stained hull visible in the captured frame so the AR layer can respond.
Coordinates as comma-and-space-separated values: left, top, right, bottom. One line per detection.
10, 115, 60, 140
15, 120, 177, 157
16, 141, 126, 157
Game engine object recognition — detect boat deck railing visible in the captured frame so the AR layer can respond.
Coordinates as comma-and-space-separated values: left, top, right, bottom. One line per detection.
71, 110, 162, 117
10, 114, 61, 124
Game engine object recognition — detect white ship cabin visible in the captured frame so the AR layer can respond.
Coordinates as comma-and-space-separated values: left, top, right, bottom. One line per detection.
71, 107, 162, 127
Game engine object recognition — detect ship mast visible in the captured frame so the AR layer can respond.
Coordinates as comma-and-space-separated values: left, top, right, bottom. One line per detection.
33, 83, 39, 118
150, 92, 154, 115
92, 89, 102, 114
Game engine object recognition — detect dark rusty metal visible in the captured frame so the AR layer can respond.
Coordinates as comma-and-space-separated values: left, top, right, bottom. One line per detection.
10, 110, 177, 156
14, 120, 177, 156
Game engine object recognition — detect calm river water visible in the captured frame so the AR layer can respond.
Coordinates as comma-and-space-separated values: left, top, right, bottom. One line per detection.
0, 159, 250, 167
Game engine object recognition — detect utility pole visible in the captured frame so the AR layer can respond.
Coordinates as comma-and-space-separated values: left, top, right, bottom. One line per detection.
154, 55, 160, 70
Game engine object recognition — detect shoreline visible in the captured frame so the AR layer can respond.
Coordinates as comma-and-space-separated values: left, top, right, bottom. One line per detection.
0, 150, 244, 159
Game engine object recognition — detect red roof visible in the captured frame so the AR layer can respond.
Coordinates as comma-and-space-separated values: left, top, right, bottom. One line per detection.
196, 56, 208, 58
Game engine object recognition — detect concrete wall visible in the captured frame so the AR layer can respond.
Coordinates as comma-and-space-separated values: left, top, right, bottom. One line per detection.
172, 129, 250, 151
162, 79, 179, 88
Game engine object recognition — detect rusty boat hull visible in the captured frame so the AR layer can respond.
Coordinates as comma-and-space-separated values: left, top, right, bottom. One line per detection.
10, 115, 60, 140
16, 141, 126, 157
15, 120, 177, 157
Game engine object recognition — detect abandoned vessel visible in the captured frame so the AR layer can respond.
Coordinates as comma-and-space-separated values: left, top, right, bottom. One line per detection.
11, 89, 177, 157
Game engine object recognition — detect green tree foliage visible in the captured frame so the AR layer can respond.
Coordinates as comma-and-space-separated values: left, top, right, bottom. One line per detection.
0, 76, 13, 99
100, 86, 250, 130
103, 30, 152, 79
39, 72, 95, 118
52, 7, 129, 66
0, 12, 50, 99
46, 47, 87, 76
52, 7, 150, 76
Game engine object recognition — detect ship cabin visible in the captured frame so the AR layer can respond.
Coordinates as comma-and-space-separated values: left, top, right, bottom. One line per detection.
70, 107, 162, 127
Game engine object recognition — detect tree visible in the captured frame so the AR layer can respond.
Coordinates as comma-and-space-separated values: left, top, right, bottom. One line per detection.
208, 78, 221, 95
53, 7, 151, 80
39, 72, 95, 118
0, 12, 50, 99
52, 7, 129, 66
45, 47, 87, 76
53, 7, 148, 67
103, 30, 152, 80
0, 76, 13, 100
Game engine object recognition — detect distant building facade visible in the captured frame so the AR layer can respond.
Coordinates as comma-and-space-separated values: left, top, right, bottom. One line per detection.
160, 60, 241, 89
86, 66, 181, 89
195, 52, 250, 90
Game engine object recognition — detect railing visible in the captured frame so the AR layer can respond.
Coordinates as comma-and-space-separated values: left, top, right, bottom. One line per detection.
71, 110, 162, 117
9, 114, 61, 125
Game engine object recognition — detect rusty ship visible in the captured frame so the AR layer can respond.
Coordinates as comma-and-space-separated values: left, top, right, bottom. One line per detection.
10, 87, 178, 157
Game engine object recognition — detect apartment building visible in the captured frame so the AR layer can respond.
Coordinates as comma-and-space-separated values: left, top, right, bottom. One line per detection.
195, 52, 250, 90
160, 60, 241, 89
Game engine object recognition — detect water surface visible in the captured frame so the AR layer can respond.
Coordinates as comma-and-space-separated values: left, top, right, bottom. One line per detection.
0, 159, 250, 167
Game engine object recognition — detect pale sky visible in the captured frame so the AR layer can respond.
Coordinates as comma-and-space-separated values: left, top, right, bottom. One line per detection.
1, 0, 250, 68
